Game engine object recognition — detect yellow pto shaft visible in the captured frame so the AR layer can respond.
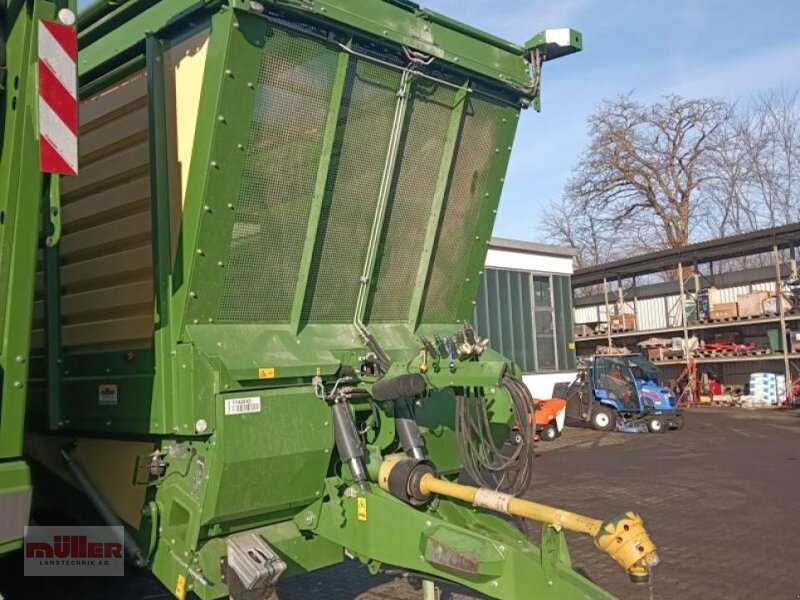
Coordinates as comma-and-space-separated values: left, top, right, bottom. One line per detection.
379, 455, 659, 583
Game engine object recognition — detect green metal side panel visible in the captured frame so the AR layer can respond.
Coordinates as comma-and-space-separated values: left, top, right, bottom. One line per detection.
0, 0, 55, 457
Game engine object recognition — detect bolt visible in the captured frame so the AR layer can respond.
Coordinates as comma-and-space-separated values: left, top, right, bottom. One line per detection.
15, 355, 25, 363
196, 248, 204, 255
217, 261, 225, 267
237, 144, 244, 150
225, 69, 233, 77
204, 205, 212, 213
304, 512, 314, 526
196, 419, 208, 434
193, 319, 199, 324
227, 203, 235, 209
425, 520, 432, 527
491, 581, 498, 588
218, 115, 225, 123
189, 291, 197, 298
210, 160, 219, 168
13, 381, 22, 389
208, 318, 214, 323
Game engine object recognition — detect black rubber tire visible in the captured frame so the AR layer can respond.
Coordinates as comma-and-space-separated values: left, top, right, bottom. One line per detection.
511, 432, 524, 445
541, 423, 558, 442
591, 406, 616, 431
672, 415, 685, 430
648, 417, 667, 434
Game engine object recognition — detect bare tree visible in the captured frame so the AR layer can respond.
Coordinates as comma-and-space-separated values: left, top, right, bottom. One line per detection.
741, 89, 800, 228
544, 90, 800, 268
551, 94, 733, 253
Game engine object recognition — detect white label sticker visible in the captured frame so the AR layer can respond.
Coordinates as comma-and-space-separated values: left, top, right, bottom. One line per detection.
224, 396, 261, 416
98, 384, 118, 405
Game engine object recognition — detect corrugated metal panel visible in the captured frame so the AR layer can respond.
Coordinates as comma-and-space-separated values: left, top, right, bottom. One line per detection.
48, 70, 154, 353
635, 297, 668, 330
715, 285, 750, 304
574, 306, 600, 325
572, 278, 790, 330
751, 281, 775, 293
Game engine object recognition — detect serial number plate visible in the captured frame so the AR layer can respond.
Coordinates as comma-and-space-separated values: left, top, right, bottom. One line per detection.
224, 396, 261, 415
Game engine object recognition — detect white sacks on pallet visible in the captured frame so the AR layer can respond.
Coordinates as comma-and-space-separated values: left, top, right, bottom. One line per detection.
748, 372, 786, 405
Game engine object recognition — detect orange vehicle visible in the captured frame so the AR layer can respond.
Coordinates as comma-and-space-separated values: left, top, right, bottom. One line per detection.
512, 398, 567, 443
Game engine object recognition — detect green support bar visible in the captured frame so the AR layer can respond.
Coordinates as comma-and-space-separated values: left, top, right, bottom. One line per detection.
290, 45, 351, 332
170, 7, 236, 345
0, 0, 48, 457
355, 67, 413, 326
297, 481, 618, 600
407, 84, 467, 330
44, 175, 63, 430
145, 34, 174, 431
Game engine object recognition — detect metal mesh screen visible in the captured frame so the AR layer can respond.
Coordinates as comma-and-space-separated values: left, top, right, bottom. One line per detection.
302, 59, 401, 322
419, 95, 508, 323
217, 27, 337, 322
365, 81, 456, 322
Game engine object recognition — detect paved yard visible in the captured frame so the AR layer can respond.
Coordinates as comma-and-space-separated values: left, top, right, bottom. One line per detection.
2, 408, 799, 599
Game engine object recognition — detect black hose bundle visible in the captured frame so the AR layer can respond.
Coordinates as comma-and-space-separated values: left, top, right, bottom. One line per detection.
455, 374, 535, 496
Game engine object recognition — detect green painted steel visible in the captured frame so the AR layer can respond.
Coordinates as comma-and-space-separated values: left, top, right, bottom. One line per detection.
0, 0, 66, 553
23, 1, 604, 598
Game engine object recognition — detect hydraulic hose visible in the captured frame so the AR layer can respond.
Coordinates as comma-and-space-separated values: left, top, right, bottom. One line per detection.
455, 374, 535, 495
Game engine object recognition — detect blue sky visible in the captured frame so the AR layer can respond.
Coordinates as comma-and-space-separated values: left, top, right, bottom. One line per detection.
425, 0, 800, 242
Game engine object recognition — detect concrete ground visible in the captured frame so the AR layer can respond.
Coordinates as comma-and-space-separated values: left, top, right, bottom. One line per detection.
2, 408, 799, 599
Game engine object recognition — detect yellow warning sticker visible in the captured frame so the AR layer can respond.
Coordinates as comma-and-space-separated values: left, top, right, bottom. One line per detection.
315, 366, 321, 376
567, 342, 576, 350
175, 574, 186, 600
258, 367, 275, 379
357, 497, 367, 521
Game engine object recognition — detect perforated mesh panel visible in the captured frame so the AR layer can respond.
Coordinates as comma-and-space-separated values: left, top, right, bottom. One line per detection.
218, 27, 337, 322
302, 59, 400, 322
365, 81, 456, 323
419, 96, 508, 323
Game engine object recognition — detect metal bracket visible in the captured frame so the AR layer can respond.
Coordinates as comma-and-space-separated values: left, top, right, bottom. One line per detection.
225, 533, 287, 600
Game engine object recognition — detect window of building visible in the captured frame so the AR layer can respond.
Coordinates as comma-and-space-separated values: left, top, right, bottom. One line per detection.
473, 268, 575, 372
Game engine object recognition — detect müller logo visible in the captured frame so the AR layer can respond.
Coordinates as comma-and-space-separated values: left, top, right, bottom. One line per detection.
24, 526, 125, 576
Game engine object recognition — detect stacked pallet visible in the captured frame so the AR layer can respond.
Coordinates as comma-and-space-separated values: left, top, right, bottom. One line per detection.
749, 373, 786, 405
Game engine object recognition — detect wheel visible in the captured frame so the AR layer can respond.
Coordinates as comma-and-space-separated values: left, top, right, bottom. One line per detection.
511, 432, 524, 445
591, 406, 616, 431
647, 416, 666, 434
541, 423, 558, 442
672, 415, 685, 430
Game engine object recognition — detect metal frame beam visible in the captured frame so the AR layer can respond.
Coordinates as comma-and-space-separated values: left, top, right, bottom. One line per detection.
290, 46, 351, 332
407, 84, 467, 330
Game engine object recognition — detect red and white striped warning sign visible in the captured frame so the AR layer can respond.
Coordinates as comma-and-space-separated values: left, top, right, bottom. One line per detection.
38, 19, 78, 176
